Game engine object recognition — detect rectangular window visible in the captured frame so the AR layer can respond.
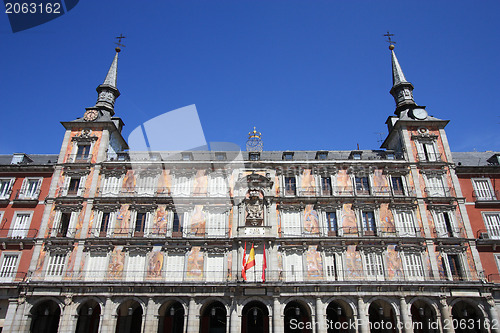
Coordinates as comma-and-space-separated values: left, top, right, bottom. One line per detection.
134, 213, 147, 237
364, 252, 384, 280
316, 152, 328, 160
435, 211, 454, 237
86, 253, 107, 281
137, 175, 156, 196
19, 178, 41, 199
99, 212, 112, 236
391, 176, 405, 196
11, 213, 32, 238
127, 253, 146, 282
403, 253, 424, 280
282, 211, 301, 236
284, 177, 296, 196
181, 153, 193, 161
326, 211, 338, 236
473, 179, 496, 201
165, 253, 184, 282
396, 211, 415, 237
249, 153, 260, 161
76, 144, 91, 161
321, 177, 332, 196
0, 178, 14, 199
46, 253, 66, 278
442, 254, 463, 281
426, 176, 446, 197
355, 176, 370, 195
283, 152, 294, 160
102, 175, 121, 195
417, 141, 439, 162
67, 178, 81, 195
209, 176, 228, 197
206, 212, 226, 237
58, 213, 72, 237
174, 176, 192, 196
215, 153, 226, 161
484, 213, 500, 239
206, 254, 225, 282
172, 212, 183, 236
285, 252, 303, 282
361, 210, 376, 236
324, 254, 337, 281
0, 254, 19, 281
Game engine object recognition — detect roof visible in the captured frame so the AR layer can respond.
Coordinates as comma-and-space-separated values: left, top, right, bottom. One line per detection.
0, 154, 58, 166
452, 152, 500, 167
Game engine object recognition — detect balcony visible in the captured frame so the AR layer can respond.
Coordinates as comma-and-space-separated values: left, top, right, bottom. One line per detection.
0, 271, 28, 283
65, 153, 93, 164
473, 190, 500, 207
0, 228, 38, 239
417, 153, 443, 163
424, 187, 456, 199
284, 186, 416, 198
96, 186, 230, 199
13, 188, 41, 206
47, 227, 78, 238
87, 227, 230, 239
279, 226, 424, 238
433, 226, 465, 238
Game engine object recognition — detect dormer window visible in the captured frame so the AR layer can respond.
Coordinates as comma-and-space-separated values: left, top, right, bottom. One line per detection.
351, 152, 362, 160
182, 153, 193, 161
316, 151, 328, 160
249, 152, 260, 161
283, 152, 294, 161
215, 152, 226, 161
386, 153, 395, 160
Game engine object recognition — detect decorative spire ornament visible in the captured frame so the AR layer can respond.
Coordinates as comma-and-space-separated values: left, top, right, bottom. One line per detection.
246, 127, 263, 152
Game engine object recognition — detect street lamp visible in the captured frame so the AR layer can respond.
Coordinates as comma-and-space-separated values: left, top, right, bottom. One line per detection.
337, 307, 342, 316
378, 307, 384, 316
295, 307, 300, 316
419, 308, 424, 317
88, 307, 93, 316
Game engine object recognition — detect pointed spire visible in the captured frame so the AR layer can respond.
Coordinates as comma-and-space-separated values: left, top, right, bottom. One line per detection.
94, 47, 121, 116
388, 44, 416, 116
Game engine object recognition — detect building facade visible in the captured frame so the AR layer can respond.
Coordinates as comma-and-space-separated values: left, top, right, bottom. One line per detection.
1, 45, 500, 333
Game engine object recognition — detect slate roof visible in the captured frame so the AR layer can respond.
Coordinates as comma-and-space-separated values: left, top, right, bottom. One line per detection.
452, 152, 500, 167
0, 154, 58, 165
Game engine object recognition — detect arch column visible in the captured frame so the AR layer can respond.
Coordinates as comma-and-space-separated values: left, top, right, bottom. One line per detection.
273, 297, 283, 333
230, 298, 239, 333
100, 297, 116, 333
439, 297, 454, 333
316, 298, 326, 333
186, 297, 198, 333
357, 297, 368, 333
59, 299, 77, 333
399, 297, 413, 333
487, 297, 500, 333
143, 298, 158, 333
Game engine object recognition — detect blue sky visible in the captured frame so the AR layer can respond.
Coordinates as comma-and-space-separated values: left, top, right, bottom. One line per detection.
0, 1, 499, 154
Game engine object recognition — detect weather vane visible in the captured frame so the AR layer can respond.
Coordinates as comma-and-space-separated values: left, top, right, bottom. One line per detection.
383, 31, 396, 45
115, 34, 126, 49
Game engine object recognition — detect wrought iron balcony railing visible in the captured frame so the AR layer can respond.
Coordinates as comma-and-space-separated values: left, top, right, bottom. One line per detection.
279, 226, 424, 238
283, 186, 416, 198
473, 190, 499, 202
417, 153, 443, 163
424, 187, 456, 198
65, 153, 93, 163
14, 188, 41, 201
0, 228, 38, 239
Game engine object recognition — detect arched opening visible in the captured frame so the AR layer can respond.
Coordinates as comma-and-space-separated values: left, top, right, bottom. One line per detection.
452, 301, 482, 333
368, 300, 397, 333
200, 301, 227, 333
327, 300, 354, 333
158, 301, 185, 333
241, 301, 269, 333
30, 300, 61, 333
115, 300, 143, 333
410, 300, 437, 333
75, 300, 101, 333
284, 301, 312, 333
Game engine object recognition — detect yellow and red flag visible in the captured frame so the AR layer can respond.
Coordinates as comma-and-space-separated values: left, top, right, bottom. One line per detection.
245, 243, 256, 270
241, 242, 247, 281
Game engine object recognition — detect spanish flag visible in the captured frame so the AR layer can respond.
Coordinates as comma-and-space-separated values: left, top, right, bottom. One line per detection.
242, 242, 247, 281
245, 243, 256, 270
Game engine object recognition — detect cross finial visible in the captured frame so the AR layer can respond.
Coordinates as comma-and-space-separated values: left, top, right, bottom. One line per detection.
383, 31, 396, 44
115, 34, 126, 50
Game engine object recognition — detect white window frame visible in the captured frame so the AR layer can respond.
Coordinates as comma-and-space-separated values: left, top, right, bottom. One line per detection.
45, 252, 67, 281
281, 210, 302, 236
472, 178, 496, 201
18, 177, 42, 200
483, 212, 500, 239
136, 174, 157, 196
101, 174, 123, 196
130, 211, 152, 237
441, 252, 467, 281
395, 210, 417, 237
10, 211, 33, 238
126, 252, 146, 282
425, 174, 447, 197
415, 140, 439, 162
389, 175, 409, 196
165, 252, 185, 282
208, 175, 228, 197
0, 252, 20, 282
206, 211, 226, 237
323, 252, 343, 281
92, 210, 116, 237
284, 251, 304, 282
62, 175, 87, 197
85, 252, 108, 281
205, 252, 225, 282
173, 175, 193, 197
357, 209, 379, 236
433, 210, 457, 238
51, 211, 79, 238
71, 142, 94, 162
363, 251, 385, 281
353, 175, 372, 196
401, 252, 424, 281
0, 178, 14, 200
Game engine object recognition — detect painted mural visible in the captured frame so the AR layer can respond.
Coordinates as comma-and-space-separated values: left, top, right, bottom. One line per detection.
372, 169, 390, 195
385, 245, 403, 280
157, 170, 172, 195
87, 210, 95, 237
193, 170, 207, 196
74, 203, 87, 239
33, 249, 46, 278
147, 250, 164, 279
277, 250, 283, 280
305, 245, 323, 280
277, 208, 282, 236
301, 169, 316, 195
122, 170, 136, 192
108, 247, 125, 279
45, 206, 56, 238
465, 246, 478, 280
422, 251, 432, 279
415, 209, 424, 237
379, 203, 395, 234
186, 246, 204, 280
436, 251, 446, 279
228, 208, 233, 238
64, 245, 79, 279
344, 245, 363, 279
153, 205, 168, 236
303, 205, 320, 234
341, 204, 357, 235
227, 252, 233, 280
336, 169, 352, 194
114, 204, 130, 237
275, 176, 280, 197
190, 205, 206, 236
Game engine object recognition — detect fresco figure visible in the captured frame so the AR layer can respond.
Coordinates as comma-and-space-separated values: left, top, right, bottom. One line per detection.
303, 205, 320, 234
186, 247, 203, 280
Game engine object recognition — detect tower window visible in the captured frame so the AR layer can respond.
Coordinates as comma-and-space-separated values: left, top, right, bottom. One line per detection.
316, 152, 328, 160
282, 152, 294, 160
249, 153, 260, 161
181, 153, 193, 161
215, 152, 226, 161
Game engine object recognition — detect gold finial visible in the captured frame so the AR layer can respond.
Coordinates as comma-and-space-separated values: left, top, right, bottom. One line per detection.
248, 126, 262, 139
383, 31, 396, 50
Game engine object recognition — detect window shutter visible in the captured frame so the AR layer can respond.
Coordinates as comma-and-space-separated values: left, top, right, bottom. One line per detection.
77, 176, 86, 196
127, 254, 146, 281
397, 211, 415, 236
324, 254, 336, 281
485, 214, 500, 239
285, 252, 303, 281
0, 255, 19, 280
86, 253, 107, 281
62, 176, 71, 196
47, 254, 66, 278
12, 213, 31, 238
206, 254, 224, 282
283, 212, 301, 236
52, 211, 62, 237
434, 213, 448, 237
474, 179, 493, 200
166, 253, 184, 282
404, 253, 423, 280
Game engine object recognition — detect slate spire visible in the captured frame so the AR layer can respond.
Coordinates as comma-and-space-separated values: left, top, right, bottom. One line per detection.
388, 44, 417, 116
95, 47, 121, 116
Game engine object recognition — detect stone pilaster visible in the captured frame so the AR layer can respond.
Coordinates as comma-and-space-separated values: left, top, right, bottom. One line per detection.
186, 298, 198, 333
274, 297, 283, 333
439, 297, 454, 333
357, 297, 368, 333
316, 297, 326, 333
399, 297, 413, 333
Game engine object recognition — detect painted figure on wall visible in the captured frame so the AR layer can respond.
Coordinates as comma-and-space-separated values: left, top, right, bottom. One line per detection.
114, 205, 130, 237
379, 204, 395, 234
33, 250, 46, 278
336, 169, 352, 195
193, 170, 207, 196
190, 205, 206, 236
147, 251, 164, 278
153, 205, 168, 236
344, 245, 362, 279
342, 204, 357, 235
301, 169, 316, 195
303, 205, 320, 234
64, 246, 79, 279
306, 246, 323, 279
436, 253, 446, 279
157, 170, 172, 195
108, 248, 125, 279
122, 170, 136, 192
385, 245, 403, 280
372, 169, 389, 194
186, 246, 204, 280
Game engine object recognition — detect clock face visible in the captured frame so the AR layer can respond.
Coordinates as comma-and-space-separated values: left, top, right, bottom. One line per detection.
411, 108, 428, 120
84, 110, 99, 121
